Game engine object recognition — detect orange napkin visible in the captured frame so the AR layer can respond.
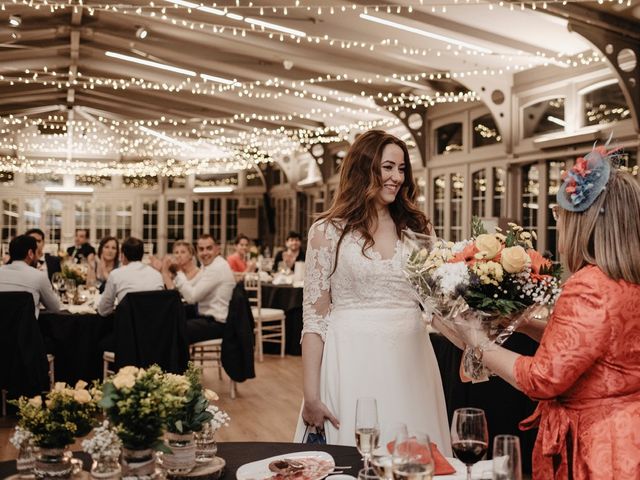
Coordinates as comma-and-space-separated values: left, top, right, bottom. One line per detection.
386, 439, 456, 476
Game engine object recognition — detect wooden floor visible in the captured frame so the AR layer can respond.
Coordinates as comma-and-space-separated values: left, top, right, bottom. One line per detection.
0, 355, 303, 462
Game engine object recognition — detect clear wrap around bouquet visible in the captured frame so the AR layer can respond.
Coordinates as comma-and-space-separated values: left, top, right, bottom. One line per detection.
401, 218, 562, 382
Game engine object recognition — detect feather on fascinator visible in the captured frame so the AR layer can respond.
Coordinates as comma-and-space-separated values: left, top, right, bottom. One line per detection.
557, 137, 621, 212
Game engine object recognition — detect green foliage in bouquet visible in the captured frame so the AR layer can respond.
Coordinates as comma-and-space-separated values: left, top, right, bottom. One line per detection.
99, 365, 184, 452
61, 264, 86, 285
164, 363, 215, 435
11, 381, 101, 448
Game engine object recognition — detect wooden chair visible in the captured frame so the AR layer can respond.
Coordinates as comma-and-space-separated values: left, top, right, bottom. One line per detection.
244, 273, 286, 361
189, 339, 237, 399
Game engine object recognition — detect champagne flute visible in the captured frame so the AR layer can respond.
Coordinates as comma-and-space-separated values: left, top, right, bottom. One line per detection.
355, 397, 380, 470
392, 431, 435, 480
451, 408, 489, 480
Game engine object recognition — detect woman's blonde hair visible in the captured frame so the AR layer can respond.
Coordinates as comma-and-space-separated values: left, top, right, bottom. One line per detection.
559, 170, 640, 284
173, 240, 195, 257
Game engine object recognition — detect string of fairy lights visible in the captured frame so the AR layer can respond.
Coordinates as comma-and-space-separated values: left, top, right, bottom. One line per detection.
0, 0, 625, 176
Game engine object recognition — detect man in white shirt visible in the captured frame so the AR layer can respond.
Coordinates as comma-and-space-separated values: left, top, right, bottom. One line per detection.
97, 237, 164, 316
161, 234, 235, 343
0, 235, 61, 318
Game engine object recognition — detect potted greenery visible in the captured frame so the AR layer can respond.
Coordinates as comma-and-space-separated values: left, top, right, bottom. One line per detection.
161, 363, 216, 474
99, 365, 184, 478
13, 381, 100, 479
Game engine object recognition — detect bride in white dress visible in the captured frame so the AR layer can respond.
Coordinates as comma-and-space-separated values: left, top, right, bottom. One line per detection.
294, 130, 451, 454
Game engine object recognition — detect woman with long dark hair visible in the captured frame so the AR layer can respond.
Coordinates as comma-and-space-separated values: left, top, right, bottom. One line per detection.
295, 130, 451, 452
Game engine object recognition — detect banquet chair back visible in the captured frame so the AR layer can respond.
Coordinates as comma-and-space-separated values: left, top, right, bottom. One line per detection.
103, 290, 189, 377
244, 273, 286, 361
0, 292, 54, 415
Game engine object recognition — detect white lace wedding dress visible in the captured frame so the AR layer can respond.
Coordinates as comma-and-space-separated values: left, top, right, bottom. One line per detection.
294, 220, 451, 454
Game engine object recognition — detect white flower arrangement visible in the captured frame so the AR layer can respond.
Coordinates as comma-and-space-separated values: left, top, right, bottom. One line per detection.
206, 405, 230, 433
432, 262, 469, 296
10, 426, 33, 449
82, 421, 122, 459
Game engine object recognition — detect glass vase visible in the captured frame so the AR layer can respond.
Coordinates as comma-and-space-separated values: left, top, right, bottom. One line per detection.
34, 447, 73, 479
194, 423, 217, 464
121, 447, 156, 478
16, 440, 36, 478
161, 432, 196, 475
91, 454, 121, 479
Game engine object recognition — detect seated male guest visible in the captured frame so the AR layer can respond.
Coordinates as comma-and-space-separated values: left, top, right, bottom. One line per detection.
161, 234, 235, 343
272, 231, 306, 273
0, 235, 60, 317
66, 228, 96, 263
26, 228, 61, 282
97, 237, 164, 316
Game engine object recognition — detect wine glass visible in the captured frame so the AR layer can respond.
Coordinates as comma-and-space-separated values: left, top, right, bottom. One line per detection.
492, 435, 522, 480
392, 431, 435, 480
451, 408, 489, 480
64, 278, 77, 304
51, 272, 64, 296
355, 397, 380, 470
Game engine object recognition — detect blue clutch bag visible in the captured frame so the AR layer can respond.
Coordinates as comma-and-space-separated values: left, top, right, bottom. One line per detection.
302, 425, 326, 445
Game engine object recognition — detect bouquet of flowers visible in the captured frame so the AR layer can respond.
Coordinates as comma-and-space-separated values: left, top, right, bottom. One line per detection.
11, 381, 101, 448
99, 365, 185, 452
402, 218, 561, 381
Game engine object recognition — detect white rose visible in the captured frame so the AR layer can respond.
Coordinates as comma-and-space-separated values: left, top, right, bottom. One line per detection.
28, 396, 42, 408
112, 373, 136, 390
73, 389, 92, 404
74, 380, 88, 390
475, 234, 502, 259
500, 246, 531, 273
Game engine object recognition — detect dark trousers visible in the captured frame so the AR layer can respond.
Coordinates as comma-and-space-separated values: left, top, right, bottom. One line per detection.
187, 316, 226, 344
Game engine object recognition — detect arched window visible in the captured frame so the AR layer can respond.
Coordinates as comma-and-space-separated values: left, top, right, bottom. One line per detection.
436, 122, 463, 154
582, 81, 630, 126
472, 114, 502, 148
522, 98, 565, 138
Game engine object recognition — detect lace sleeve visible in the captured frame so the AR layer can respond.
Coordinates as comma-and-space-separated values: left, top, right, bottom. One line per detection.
302, 220, 338, 342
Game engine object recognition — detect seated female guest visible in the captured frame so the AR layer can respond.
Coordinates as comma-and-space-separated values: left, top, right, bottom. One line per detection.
441, 146, 640, 479
87, 236, 119, 292
158, 240, 199, 289
227, 234, 256, 273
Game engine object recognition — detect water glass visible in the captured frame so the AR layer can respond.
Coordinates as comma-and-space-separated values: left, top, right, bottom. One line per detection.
391, 431, 434, 480
371, 447, 393, 480
492, 435, 522, 480
355, 397, 380, 470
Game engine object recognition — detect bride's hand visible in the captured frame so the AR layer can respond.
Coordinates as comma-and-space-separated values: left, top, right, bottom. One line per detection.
431, 315, 465, 350
302, 399, 339, 429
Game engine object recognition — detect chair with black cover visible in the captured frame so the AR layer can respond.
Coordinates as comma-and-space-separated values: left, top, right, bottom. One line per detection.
191, 283, 256, 399
0, 292, 54, 415
103, 290, 189, 378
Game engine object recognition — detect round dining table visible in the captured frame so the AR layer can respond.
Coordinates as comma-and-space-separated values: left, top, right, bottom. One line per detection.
0, 442, 363, 479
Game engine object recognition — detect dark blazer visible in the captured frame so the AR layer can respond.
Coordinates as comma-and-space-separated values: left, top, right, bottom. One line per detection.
113, 290, 189, 374
44, 253, 61, 281
66, 243, 96, 262
221, 283, 256, 382
271, 249, 306, 273
0, 292, 50, 399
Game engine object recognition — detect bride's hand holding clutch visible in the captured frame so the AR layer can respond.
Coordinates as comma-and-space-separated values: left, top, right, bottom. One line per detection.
302, 399, 340, 429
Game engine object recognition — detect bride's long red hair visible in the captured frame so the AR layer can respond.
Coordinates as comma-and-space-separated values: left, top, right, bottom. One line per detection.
317, 129, 430, 269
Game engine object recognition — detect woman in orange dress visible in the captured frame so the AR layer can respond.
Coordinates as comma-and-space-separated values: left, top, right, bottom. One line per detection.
444, 146, 640, 479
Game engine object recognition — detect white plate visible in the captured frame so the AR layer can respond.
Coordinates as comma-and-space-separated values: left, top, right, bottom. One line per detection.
236, 451, 335, 480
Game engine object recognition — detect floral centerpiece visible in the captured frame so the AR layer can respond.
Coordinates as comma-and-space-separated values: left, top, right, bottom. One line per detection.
10, 426, 36, 477
402, 218, 562, 380
99, 365, 184, 477
82, 421, 122, 479
61, 263, 87, 285
12, 381, 100, 478
194, 404, 231, 464
161, 364, 216, 474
